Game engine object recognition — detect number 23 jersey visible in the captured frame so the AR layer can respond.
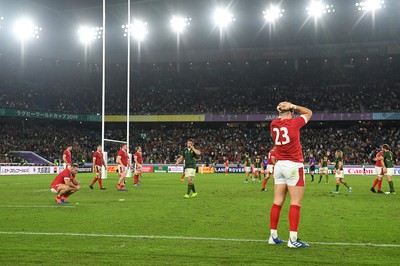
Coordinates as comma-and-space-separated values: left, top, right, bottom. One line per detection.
270, 115, 308, 163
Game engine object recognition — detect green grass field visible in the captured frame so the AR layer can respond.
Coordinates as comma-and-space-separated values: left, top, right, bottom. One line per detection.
0, 172, 399, 265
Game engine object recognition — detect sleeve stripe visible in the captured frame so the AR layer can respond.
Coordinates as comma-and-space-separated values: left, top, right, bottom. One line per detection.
300, 114, 308, 124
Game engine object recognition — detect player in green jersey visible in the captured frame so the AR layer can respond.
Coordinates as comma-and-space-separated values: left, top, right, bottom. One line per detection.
254, 155, 263, 183
318, 152, 330, 184
175, 139, 202, 198
332, 150, 351, 193
381, 144, 396, 194
243, 153, 252, 183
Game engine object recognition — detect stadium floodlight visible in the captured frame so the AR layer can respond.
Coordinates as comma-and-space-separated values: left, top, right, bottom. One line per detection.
355, 0, 385, 12
170, 16, 191, 34
306, 1, 335, 18
78, 26, 103, 44
122, 20, 148, 41
13, 19, 42, 40
213, 7, 235, 28
263, 6, 285, 23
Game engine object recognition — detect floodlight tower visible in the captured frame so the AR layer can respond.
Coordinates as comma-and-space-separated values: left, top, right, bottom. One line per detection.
306, 1, 335, 19
0, 16, 4, 30
213, 7, 235, 48
77, 26, 103, 66
13, 18, 42, 69
263, 5, 284, 37
122, 19, 148, 62
170, 16, 191, 74
355, 1, 385, 30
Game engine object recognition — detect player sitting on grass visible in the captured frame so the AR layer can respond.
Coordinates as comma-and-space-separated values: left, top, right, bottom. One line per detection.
50, 163, 80, 204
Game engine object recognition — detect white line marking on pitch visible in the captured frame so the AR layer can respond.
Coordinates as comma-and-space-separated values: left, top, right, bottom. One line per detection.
0, 231, 398, 247
0, 205, 76, 208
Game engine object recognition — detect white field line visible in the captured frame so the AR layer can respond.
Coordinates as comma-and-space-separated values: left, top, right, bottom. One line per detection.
0, 231, 399, 247
0, 205, 76, 208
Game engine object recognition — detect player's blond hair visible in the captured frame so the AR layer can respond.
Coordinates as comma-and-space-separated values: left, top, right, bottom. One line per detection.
335, 150, 343, 157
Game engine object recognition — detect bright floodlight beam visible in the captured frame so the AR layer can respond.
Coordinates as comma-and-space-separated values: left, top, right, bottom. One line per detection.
263, 6, 285, 23
123, 20, 148, 41
170, 16, 191, 34
213, 8, 235, 28
355, 0, 385, 11
78, 26, 103, 44
307, 1, 335, 17
307, 1, 325, 17
13, 18, 42, 40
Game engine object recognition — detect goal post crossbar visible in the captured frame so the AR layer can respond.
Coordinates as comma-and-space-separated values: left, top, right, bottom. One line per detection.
104, 139, 127, 144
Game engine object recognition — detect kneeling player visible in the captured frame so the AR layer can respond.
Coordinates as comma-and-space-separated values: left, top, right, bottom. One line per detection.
50, 164, 80, 204
332, 150, 351, 193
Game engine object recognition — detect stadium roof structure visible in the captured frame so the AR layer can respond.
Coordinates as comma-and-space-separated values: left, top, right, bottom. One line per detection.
0, 0, 399, 62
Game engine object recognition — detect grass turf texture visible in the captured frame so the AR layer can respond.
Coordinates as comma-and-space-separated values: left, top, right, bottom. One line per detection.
0, 172, 399, 265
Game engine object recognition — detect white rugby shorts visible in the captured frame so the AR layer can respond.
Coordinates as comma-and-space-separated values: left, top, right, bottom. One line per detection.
274, 160, 305, 187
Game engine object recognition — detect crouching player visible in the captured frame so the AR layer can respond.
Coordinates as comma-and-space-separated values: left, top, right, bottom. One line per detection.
332, 150, 351, 193
50, 163, 80, 204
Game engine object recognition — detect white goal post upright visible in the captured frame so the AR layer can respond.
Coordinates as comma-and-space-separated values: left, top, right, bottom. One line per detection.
100, 0, 133, 178
126, 0, 131, 176
101, 0, 107, 179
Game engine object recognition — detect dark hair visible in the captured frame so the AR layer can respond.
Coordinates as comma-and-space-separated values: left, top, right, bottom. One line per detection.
382, 144, 390, 150
187, 139, 194, 143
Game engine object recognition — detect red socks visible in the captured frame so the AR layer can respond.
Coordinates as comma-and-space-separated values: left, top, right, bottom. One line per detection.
289, 205, 301, 232
378, 179, 382, 191
90, 177, 98, 186
98, 177, 103, 188
134, 175, 139, 184
262, 178, 268, 189
372, 178, 379, 188
270, 204, 282, 230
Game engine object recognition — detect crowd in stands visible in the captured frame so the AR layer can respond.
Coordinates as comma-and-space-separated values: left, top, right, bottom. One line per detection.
1, 54, 399, 115
1, 119, 399, 167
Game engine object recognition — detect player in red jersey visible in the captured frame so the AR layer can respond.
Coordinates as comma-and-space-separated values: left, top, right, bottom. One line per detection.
133, 146, 143, 186
50, 163, 80, 204
116, 144, 131, 191
62, 145, 73, 169
262, 146, 276, 191
370, 148, 384, 193
89, 144, 107, 190
268, 101, 312, 248
225, 159, 229, 175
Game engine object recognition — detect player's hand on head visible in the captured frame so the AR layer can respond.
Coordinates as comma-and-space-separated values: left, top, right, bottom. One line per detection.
277, 101, 292, 112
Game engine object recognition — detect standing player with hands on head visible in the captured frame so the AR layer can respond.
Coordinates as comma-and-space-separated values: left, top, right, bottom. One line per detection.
90, 144, 107, 190
116, 143, 131, 191
175, 139, 201, 199
268, 101, 312, 248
